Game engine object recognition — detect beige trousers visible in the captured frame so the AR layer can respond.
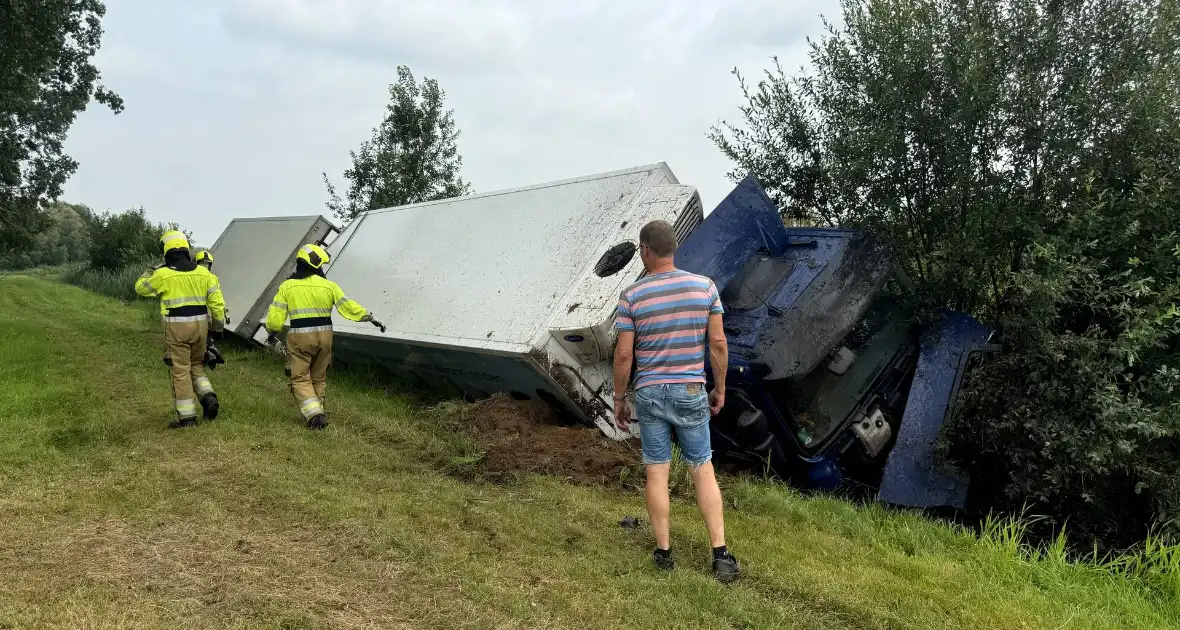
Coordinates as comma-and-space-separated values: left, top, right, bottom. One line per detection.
286, 329, 332, 419
164, 320, 214, 419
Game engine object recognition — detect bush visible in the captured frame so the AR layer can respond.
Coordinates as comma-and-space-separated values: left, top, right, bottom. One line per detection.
711, 0, 1180, 545
949, 174, 1180, 546
85, 207, 175, 271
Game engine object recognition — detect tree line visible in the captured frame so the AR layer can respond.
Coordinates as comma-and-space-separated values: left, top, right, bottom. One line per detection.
3, 0, 1177, 547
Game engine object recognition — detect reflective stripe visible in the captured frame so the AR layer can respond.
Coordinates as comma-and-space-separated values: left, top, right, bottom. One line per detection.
194, 377, 214, 396
141, 280, 155, 293
175, 399, 197, 418
334, 297, 351, 309
271, 300, 287, 309
163, 296, 207, 307
290, 307, 333, 317
164, 314, 210, 323
299, 396, 324, 419
206, 284, 220, 296
288, 325, 332, 334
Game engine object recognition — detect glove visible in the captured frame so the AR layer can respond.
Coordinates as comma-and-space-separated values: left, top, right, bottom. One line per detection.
361, 313, 386, 333
203, 346, 225, 370
208, 329, 224, 342
266, 332, 279, 346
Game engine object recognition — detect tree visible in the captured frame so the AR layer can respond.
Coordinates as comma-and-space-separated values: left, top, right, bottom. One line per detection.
324, 65, 472, 222
711, 0, 1180, 545
0, 0, 124, 254
0, 201, 93, 269
85, 207, 174, 271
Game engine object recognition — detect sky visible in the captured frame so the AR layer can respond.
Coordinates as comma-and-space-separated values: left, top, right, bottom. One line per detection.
62, 0, 842, 246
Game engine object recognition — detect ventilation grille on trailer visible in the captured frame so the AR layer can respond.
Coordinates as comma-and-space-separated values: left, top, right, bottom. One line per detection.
674, 194, 704, 244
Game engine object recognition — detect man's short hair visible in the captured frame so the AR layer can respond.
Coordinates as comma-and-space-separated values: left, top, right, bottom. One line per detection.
639, 220, 677, 258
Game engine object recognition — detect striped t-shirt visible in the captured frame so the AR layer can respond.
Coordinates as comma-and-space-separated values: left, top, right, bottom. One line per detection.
616, 269, 724, 389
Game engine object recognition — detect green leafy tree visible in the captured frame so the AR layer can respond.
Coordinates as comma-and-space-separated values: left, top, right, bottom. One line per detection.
0, 201, 93, 269
324, 65, 472, 222
712, 0, 1180, 545
86, 207, 176, 271
0, 0, 123, 254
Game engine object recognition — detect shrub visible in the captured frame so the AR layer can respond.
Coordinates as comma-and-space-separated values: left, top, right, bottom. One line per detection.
85, 207, 176, 271
711, 0, 1180, 545
949, 174, 1180, 546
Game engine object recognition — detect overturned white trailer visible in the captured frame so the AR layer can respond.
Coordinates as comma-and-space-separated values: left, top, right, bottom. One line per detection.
207, 215, 339, 344
324, 164, 704, 439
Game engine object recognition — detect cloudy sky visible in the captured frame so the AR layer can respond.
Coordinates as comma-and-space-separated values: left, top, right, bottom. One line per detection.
62, 0, 841, 245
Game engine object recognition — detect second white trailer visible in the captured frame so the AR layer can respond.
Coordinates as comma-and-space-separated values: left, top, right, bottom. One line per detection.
207, 215, 339, 344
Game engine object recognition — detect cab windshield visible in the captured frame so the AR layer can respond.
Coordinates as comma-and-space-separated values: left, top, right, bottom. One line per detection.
774, 294, 911, 450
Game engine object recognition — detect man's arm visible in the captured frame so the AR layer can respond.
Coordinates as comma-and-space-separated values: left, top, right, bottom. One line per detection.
613, 330, 635, 402
611, 293, 636, 428
706, 281, 727, 415
134, 268, 161, 298
331, 281, 385, 331
707, 313, 728, 393
206, 273, 226, 332
264, 283, 289, 333
329, 281, 368, 322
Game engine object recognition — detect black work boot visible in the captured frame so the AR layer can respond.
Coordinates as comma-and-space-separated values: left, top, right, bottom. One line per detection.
712, 550, 740, 583
306, 414, 328, 430
652, 548, 675, 571
200, 393, 219, 421
168, 417, 198, 429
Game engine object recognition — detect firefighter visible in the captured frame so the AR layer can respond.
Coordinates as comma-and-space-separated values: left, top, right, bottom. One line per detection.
135, 230, 227, 428
264, 243, 385, 429
195, 249, 214, 269
162, 249, 229, 368
194, 249, 230, 325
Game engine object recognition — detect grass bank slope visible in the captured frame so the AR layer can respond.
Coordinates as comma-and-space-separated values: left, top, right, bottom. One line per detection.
0, 275, 1175, 629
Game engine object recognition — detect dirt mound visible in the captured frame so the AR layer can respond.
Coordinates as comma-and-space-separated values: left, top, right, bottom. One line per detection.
465, 394, 640, 485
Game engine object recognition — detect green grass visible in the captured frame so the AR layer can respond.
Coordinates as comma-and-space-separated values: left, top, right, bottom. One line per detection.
0, 275, 1176, 629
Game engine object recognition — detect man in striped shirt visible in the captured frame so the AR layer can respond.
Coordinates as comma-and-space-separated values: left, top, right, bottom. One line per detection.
612, 220, 739, 583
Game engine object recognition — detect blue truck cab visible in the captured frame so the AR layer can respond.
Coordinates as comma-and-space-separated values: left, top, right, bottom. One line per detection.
675, 176, 994, 510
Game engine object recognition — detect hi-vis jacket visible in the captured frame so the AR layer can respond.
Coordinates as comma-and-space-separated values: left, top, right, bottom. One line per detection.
265, 275, 369, 334
135, 266, 226, 328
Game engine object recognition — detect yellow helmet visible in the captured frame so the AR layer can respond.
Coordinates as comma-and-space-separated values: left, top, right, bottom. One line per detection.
296, 243, 330, 269
159, 229, 190, 254
195, 250, 214, 267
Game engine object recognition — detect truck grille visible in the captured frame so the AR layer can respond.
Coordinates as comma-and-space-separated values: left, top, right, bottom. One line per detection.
674, 194, 704, 244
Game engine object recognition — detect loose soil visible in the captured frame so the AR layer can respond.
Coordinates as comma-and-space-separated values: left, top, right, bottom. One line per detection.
464, 393, 641, 485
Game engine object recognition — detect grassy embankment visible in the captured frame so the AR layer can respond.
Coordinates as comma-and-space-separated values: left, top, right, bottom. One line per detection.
0, 274, 1176, 629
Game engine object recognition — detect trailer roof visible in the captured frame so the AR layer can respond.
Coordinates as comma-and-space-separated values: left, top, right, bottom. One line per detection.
326, 163, 694, 350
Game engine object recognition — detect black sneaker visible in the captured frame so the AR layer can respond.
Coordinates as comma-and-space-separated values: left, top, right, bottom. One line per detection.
200, 393, 219, 421
168, 417, 197, 429
652, 549, 675, 571
712, 553, 740, 583
306, 414, 328, 430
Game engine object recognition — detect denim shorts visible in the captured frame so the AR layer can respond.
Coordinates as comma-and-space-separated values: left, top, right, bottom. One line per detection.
634, 383, 713, 467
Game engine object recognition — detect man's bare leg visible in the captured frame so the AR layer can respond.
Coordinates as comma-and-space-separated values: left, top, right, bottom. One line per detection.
645, 463, 672, 550
690, 461, 726, 548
